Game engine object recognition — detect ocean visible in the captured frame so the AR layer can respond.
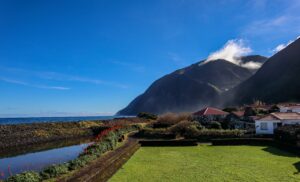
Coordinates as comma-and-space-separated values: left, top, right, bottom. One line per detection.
0, 115, 131, 125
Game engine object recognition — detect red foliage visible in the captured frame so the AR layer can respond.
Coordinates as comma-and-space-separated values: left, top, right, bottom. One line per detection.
82, 125, 123, 155
8, 165, 12, 176
94, 125, 122, 141
0, 171, 4, 178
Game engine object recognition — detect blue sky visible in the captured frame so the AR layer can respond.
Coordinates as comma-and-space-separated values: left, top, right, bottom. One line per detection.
0, 0, 300, 117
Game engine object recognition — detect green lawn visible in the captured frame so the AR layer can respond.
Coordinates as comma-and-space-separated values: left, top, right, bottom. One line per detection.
110, 145, 300, 182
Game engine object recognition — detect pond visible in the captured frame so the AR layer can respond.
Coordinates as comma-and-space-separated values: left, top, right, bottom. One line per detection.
0, 139, 93, 179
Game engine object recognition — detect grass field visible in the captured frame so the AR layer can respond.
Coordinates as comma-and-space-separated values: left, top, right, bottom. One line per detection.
110, 145, 300, 182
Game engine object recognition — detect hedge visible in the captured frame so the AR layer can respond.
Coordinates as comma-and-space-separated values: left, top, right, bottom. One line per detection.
212, 138, 274, 146
139, 140, 198, 146
5, 125, 140, 182
274, 125, 300, 146
184, 128, 245, 141
134, 128, 176, 139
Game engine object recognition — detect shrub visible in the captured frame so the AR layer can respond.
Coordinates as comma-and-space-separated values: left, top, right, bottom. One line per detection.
68, 154, 98, 170
208, 121, 222, 129
223, 107, 238, 113
244, 107, 256, 116
256, 109, 269, 115
184, 129, 245, 140
274, 125, 300, 146
137, 112, 157, 120
40, 163, 69, 179
153, 113, 191, 128
135, 128, 175, 139
168, 121, 202, 136
269, 105, 280, 113
168, 120, 192, 135
69, 158, 87, 170
5, 171, 41, 182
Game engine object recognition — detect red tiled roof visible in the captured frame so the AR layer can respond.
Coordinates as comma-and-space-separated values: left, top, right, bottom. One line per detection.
257, 114, 278, 121
193, 107, 228, 116
257, 112, 300, 121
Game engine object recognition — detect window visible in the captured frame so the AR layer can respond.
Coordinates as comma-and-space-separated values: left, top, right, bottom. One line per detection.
260, 122, 268, 130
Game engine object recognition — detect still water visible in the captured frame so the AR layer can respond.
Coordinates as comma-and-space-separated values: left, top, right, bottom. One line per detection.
0, 140, 93, 179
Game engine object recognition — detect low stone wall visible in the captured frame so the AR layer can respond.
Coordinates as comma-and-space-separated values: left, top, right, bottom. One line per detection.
60, 138, 140, 182
139, 139, 198, 146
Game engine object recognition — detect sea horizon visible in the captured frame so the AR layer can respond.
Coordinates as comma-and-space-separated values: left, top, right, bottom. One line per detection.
0, 115, 134, 125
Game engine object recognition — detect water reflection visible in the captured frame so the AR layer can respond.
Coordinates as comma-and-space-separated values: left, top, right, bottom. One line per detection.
0, 139, 93, 179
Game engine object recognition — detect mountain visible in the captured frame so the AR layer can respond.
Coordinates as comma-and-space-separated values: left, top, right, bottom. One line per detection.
118, 55, 267, 115
225, 38, 300, 105
240, 55, 267, 64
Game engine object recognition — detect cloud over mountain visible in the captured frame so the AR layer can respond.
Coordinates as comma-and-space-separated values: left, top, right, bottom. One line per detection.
272, 36, 300, 53
203, 39, 262, 69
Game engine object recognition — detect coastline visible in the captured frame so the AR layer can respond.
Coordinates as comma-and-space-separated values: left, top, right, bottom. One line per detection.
0, 117, 143, 151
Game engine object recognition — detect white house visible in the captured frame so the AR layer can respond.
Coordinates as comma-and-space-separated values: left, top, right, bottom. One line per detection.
255, 112, 300, 134
279, 104, 300, 113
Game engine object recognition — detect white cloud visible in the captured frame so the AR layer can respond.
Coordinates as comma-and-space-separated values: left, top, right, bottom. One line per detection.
272, 36, 300, 53
241, 0, 300, 40
206, 39, 252, 64
201, 39, 263, 69
0, 77, 70, 90
241, 61, 262, 70
0, 66, 128, 89
273, 43, 289, 53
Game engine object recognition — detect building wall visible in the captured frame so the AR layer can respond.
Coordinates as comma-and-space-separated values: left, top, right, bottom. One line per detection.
279, 107, 300, 113
256, 120, 300, 134
282, 120, 300, 125
255, 120, 279, 134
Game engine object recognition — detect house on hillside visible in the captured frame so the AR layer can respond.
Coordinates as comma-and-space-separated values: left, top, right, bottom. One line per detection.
224, 111, 256, 130
255, 112, 300, 134
225, 111, 246, 129
279, 103, 300, 113
192, 107, 228, 123
226, 111, 245, 121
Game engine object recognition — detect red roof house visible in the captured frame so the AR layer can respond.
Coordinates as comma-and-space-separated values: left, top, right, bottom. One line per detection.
193, 107, 228, 116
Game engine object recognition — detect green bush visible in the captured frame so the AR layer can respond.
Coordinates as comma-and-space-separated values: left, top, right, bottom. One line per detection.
69, 158, 88, 170
222, 107, 238, 113
274, 125, 300, 146
153, 113, 191, 128
40, 163, 69, 179
269, 105, 280, 113
5, 171, 41, 182
137, 112, 157, 120
209, 121, 222, 129
135, 128, 176, 139
184, 129, 245, 140
168, 121, 201, 136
